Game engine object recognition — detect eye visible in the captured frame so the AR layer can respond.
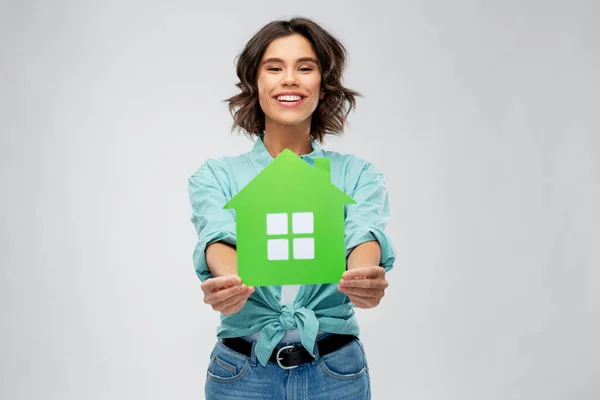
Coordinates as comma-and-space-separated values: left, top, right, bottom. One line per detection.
267, 67, 281, 71
299, 67, 313, 72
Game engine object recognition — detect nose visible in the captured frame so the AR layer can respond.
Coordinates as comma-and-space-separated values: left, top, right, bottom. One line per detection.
281, 70, 298, 86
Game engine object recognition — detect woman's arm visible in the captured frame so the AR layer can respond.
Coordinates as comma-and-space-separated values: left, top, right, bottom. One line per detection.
338, 161, 396, 308
341, 241, 388, 309
347, 240, 381, 271
188, 162, 254, 314
206, 242, 238, 277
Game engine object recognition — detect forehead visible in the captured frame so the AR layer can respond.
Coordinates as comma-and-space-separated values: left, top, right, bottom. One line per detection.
261, 34, 317, 61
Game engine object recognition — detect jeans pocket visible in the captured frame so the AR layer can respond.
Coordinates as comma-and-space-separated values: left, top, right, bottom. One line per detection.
206, 341, 250, 383
319, 338, 368, 380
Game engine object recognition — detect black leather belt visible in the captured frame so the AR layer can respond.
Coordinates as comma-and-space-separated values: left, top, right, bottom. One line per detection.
221, 334, 357, 369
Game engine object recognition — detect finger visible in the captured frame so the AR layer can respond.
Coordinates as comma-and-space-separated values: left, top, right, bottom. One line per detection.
339, 286, 385, 299
213, 289, 254, 312
210, 285, 254, 308
342, 266, 385, 280
205, 284, 248, 305
347, 296, 375, 309
221, 299, 248, 315
202, 275, 242, 293
340, 278, 388, 290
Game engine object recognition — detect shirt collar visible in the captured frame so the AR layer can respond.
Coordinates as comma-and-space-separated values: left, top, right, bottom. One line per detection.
250, 133, 324, 166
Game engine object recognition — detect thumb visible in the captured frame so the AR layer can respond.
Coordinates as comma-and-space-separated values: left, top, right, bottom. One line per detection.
203, 275, 242, 292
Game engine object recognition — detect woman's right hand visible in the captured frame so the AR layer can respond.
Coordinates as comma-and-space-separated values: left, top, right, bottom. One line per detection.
201, 275, 255, 315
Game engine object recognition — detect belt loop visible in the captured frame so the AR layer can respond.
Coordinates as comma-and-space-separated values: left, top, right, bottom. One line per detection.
311, 341, 321, 364
249, 340, 257, 367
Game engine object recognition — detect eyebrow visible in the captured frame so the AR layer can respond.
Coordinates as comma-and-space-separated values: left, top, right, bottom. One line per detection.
261, 57, 319, 65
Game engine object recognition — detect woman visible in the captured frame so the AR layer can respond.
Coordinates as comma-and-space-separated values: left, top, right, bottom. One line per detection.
188, 17, 396, 399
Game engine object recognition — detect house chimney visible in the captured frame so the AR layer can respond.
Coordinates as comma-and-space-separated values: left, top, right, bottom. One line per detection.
314, 158, 331, 180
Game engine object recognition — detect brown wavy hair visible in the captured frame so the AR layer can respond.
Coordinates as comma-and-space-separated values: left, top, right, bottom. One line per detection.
225, 17, 360, 142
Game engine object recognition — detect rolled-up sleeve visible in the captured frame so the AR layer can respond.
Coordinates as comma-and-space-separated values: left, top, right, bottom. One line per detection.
344, 162, 397, 271
188, 161, 237, 282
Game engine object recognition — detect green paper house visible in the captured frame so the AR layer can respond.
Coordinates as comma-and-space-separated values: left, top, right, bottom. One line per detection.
223, 149, 356, 287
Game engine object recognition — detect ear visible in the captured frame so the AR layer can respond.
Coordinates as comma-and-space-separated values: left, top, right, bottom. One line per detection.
319, 89, 325, 100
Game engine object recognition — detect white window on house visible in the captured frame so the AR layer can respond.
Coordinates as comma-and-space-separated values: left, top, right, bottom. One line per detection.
292, 212, 313, 234
267, 238, 289, 260
266, 212, 315, 260
292, 238, 314, 259
267, 213, 288, 235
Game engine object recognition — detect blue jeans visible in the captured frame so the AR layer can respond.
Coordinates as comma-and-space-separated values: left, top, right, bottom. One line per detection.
205, 334, 371, 399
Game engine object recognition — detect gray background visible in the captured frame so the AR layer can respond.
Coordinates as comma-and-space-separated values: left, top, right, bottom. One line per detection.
1, 0, 599, 399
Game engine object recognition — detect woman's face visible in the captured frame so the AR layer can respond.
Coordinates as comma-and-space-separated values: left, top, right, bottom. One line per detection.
257, 34, 323, 131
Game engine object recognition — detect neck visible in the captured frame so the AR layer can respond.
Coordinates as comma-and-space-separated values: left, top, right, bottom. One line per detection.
262, 119, 313, 158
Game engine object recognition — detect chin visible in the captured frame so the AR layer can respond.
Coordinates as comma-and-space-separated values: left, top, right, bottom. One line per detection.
267, 115, 311, 128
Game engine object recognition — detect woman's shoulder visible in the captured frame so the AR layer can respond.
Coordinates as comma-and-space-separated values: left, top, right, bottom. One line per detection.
189, 150, 253, 179
321, 148, 382, 177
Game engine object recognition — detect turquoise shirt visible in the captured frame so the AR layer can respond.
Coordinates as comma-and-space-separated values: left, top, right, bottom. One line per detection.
187, 134, 396, 367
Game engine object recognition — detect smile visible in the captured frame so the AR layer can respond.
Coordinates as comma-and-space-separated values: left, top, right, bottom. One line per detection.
274, 94, 306, 108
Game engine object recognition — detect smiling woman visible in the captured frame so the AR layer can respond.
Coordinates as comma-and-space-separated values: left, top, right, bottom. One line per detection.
226, 18, 360, 144
188, 17, 397, 400
257, 35, 323, 130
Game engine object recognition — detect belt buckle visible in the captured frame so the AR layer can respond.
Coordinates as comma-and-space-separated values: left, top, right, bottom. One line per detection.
276, 345, 299, 369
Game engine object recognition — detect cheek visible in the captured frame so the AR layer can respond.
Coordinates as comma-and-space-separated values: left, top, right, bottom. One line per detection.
257, 82, 266, 99
256, 75, 269, 96
307, 77, 322, 98
257, 79, 277, 104
257, 87, 270, 109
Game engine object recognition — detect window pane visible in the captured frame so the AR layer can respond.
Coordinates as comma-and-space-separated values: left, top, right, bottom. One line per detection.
268, 239, 289, 260
293, 238, 314, 259
267, 213, 288, 235
292, 212, 313, 234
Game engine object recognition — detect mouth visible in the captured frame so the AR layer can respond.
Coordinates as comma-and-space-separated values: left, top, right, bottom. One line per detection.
274, 94, 306, 108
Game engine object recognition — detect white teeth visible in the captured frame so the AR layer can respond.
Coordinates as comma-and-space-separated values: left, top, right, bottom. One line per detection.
277, 95, 302, 102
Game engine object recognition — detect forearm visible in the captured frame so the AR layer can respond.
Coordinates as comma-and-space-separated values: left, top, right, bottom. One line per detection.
206, 242, 238, 277
346, 240, 381, 270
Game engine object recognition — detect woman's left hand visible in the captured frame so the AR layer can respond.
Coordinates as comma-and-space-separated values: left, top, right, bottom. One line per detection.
338, 266, 388, 309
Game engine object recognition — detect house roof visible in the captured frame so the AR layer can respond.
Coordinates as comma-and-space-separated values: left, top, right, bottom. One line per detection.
224, 148, 355, 211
